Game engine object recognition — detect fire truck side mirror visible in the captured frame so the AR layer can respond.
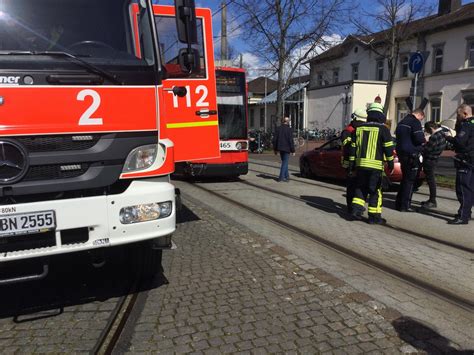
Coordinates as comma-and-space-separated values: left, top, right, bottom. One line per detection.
173, 86, 188, 97
175, 0, 198, 45
178, 48, 201, 74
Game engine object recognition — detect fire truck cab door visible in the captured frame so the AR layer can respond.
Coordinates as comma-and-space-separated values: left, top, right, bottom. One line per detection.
153, 6, 220, 162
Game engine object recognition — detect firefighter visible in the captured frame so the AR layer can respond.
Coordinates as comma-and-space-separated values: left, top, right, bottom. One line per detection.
366, 102, 387, 124
341, 108, 368, 212
348, 110, 395, 224
446, 104, 474, 225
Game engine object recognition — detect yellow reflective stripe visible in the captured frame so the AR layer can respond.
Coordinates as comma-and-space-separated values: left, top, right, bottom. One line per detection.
369, 130, 379, 160
368, 207, 378, 213
167, 121, 219, 129
386, 156, 394, 161
356, 130, 362, 158
353, 198, 365, 206
356, 158, 383, 170
377, 189, 383, 213
343, 137, 352, 146
383, 141, 394, 147
349, 156, 355, 161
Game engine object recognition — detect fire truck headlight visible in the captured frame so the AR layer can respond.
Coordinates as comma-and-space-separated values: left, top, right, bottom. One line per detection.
119, 201, 173, 224
122, 145, 157, 173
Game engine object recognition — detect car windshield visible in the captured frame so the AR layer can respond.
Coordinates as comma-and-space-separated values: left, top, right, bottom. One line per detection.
0, 0, 154, 67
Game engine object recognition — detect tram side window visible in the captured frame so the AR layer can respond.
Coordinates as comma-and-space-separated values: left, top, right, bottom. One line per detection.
155, 15, 206, 78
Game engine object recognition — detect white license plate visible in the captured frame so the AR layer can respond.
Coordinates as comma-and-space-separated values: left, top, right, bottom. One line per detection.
0, 211, 56, 237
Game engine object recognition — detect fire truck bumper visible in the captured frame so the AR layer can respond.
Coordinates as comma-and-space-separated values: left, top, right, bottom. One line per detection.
0, 179, 176, 262
177, 162, 248, 177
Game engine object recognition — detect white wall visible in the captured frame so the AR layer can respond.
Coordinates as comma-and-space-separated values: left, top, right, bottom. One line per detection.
424, 71, 474, 120
424, 24, 474, 73
306, 84, 346, 130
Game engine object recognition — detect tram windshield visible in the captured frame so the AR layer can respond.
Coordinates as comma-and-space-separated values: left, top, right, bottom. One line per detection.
216, 69, 247, 140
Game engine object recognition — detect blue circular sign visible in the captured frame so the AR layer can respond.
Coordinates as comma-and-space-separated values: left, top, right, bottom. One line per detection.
409, 52, 424, 74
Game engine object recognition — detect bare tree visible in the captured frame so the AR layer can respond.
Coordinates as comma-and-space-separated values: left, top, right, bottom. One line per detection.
231, 0, 348, 127
352, 0, 433, 114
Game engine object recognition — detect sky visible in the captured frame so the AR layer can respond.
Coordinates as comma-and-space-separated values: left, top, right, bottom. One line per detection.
158, 0, 474, 78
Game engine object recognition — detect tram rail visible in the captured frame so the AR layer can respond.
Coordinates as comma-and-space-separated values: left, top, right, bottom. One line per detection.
190, 182, 474, 312
249, 160, 460, 204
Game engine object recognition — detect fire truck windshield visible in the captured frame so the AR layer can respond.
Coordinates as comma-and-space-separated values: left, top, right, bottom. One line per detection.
0, 0, 155, 69
216, 70, 247, 140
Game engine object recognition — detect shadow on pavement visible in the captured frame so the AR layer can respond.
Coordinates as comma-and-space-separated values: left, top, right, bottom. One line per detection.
177, 203, 201, 224
300, 195, 350, 220
256, 174, 279, 182
383, 193, 454, 221
392, 317, 473, 354
0, 246, 168, 322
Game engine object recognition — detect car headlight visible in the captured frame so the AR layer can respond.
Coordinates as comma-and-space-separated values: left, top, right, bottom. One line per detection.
119, 201, 173, 224
122, 144, 157, 173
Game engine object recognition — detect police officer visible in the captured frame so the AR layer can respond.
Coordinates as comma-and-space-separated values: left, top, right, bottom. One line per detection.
395, 109, 426, 212
348, 110, 395, 224
446, 104, 474, 225
341, 108, 368, 212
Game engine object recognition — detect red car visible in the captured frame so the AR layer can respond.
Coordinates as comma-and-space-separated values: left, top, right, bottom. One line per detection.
299, 136, 412, 188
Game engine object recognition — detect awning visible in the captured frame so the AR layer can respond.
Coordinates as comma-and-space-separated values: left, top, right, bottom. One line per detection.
258, 82, 309, 104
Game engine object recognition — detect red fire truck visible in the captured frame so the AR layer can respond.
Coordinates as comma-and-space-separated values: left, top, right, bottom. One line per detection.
175, 67, 248, 178
0, 0, 219, 283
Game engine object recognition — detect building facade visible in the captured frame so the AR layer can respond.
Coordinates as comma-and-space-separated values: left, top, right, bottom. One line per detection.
306, 0, 474, 132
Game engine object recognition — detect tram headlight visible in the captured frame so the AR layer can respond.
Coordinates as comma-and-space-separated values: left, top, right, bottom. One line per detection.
236, 141, 248, 150
119, 201, 173, 224
122, 144, 157, 173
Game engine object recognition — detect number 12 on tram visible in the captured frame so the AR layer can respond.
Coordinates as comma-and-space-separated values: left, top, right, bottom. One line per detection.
174, 67, 248, 178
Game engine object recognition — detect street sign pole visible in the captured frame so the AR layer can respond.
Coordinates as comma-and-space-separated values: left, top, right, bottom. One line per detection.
413, 72, 418, 110
408, 52, 425, 111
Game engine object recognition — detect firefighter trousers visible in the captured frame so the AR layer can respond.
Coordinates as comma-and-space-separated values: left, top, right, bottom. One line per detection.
352, 169, 383, 217
346, 173, 357, 213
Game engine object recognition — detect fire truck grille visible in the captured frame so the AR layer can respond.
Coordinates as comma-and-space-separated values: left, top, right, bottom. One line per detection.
0, 230, 56, 253
17, 135, 101, 152
23, 164, 90, 182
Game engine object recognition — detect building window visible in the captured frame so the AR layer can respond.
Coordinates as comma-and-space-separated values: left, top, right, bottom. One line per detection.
259, 108, 265, 127
430, 97, 441, 123
396, 99, 409, 124
376, 59, 384, 81
333, 69, 339, 84
250, 109, 255, 127
352, 63, 359, 80
433, 46, 444, 73
400, 56, 409, 78
463, 91, 474, 112
317, 72, 324, 86
468, 40, 474, 67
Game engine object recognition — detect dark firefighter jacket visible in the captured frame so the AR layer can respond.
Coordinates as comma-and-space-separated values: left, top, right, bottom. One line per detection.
341, 121, 363, 168
348, 122, 395, 171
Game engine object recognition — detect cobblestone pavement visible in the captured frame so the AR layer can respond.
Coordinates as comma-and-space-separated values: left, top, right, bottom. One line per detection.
0, 250, 136, 353
176, 180, 473, 349
125, 198, 466, 353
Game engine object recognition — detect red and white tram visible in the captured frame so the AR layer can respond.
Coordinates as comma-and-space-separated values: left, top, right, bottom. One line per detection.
175, 67, 248, 178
